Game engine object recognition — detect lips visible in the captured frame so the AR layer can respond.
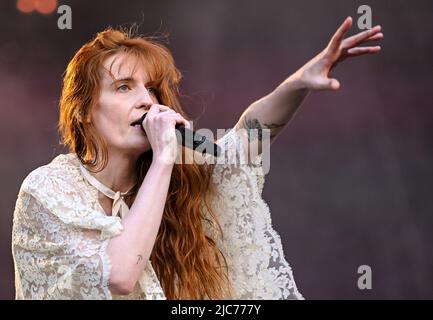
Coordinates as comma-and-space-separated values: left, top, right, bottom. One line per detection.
130, 118, 142, 127
130, 112, 147, 127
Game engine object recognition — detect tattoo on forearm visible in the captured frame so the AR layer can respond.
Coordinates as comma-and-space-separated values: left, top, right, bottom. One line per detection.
264, 122, 287, 137
136, 254, 143, 265
242, 117, 286, 142
243, 117, 262, 142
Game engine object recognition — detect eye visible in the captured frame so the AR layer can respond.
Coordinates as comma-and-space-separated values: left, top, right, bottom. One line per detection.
116, 84, 130, 93
147, 87, 157, 95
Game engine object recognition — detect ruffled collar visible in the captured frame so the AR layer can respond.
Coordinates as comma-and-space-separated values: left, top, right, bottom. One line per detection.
79, 163, 134, 219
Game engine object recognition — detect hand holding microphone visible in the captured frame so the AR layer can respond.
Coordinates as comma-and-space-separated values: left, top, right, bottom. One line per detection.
132, 105, 221, 164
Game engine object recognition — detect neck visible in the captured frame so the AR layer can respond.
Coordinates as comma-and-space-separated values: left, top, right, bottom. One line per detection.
88, 151, 139, 193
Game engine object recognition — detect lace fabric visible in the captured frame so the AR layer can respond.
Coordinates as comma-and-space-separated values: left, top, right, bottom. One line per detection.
11, 128, 303, 300
206, 128, 303, 300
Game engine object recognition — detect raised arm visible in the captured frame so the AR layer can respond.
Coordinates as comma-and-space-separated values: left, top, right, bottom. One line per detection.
235, 16, 383, 153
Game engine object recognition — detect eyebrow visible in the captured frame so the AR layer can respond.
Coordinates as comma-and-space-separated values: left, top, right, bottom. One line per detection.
110, 77, 135, 86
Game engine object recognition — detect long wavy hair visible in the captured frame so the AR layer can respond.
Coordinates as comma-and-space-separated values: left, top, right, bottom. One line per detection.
58, 27, 233, 299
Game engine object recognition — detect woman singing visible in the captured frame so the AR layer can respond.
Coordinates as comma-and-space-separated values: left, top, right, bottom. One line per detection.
12, 16, 383, 299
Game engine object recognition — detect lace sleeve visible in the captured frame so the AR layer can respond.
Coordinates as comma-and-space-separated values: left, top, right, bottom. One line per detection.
215, 128, 266, 195
12, 190, 114, 300
211, 128, 303, 300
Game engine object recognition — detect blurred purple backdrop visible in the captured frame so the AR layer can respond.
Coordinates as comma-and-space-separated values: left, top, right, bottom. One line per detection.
1, 0, 432, 299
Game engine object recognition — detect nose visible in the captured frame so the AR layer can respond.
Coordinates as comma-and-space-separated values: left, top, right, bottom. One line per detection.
136, 102, 152, 111
135, 87, 154, 110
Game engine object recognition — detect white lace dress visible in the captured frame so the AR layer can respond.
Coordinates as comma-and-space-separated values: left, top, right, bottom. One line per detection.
12, 128, 303, 300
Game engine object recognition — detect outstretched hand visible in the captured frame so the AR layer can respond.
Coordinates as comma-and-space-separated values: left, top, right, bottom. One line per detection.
298, 16, 383, 91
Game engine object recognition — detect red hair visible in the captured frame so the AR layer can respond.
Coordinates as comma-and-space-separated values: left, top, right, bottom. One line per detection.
58, 27, 232, 299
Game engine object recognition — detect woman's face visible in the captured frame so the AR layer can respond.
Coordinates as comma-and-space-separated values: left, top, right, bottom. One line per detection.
92, 53, 159, 156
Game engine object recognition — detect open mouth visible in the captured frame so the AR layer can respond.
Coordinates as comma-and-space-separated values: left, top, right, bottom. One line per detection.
130, 119, 142, 127
130, 112, 147, 127
130, 121, 142, 128
130, 112, 148, 136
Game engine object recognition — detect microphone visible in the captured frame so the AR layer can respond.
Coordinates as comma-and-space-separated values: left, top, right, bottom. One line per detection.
136, 112, 221, 157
